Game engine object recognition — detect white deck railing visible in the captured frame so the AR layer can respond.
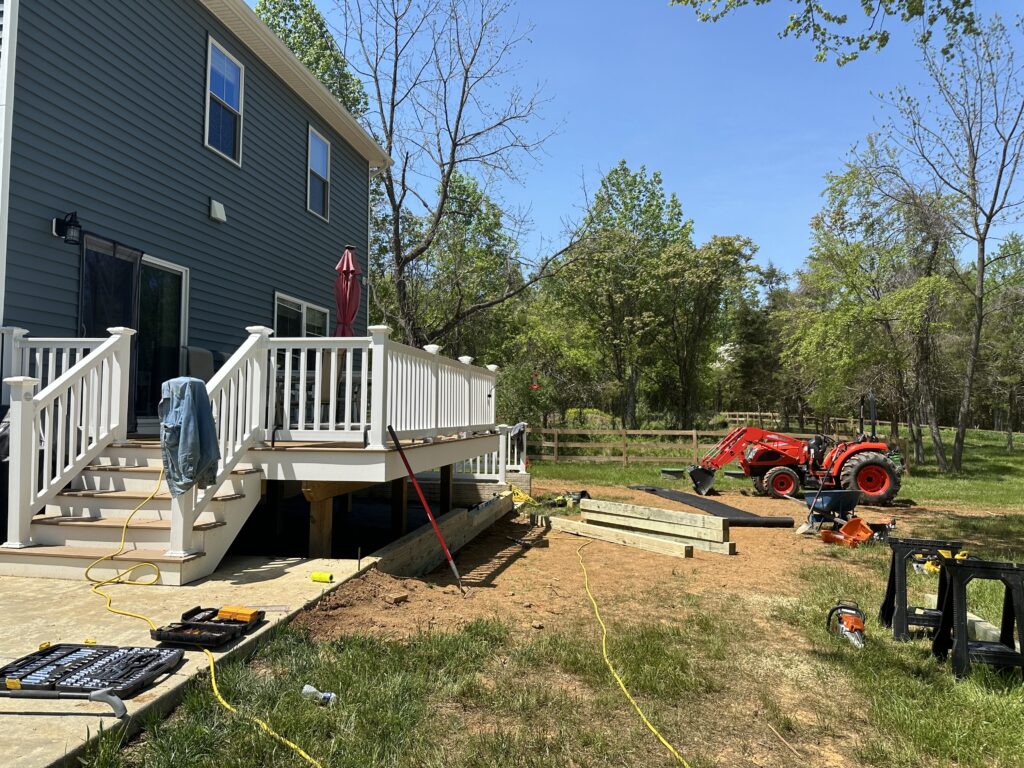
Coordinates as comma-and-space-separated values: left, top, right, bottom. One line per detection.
1, 327, 106, 409
167, 326, 272, 556
3, 323, 499, 554
453, 424, 528, 481
264, 326, 497, 447
3, 328, 135, 548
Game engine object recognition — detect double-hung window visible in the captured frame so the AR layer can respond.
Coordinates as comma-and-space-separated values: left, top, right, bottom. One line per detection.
275, 294, 330, 338
308, 127, 330, 220
205, 38, 244, 165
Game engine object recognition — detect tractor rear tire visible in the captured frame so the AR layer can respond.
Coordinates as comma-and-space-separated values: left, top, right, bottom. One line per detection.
752, 477, 766, 495
763, 466, 801, 499
840, 451, 901, 505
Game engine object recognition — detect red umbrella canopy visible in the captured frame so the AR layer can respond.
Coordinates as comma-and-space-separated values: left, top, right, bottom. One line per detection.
334, 246, 362, 336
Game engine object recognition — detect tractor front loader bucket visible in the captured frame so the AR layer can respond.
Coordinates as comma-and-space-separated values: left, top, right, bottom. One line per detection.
687, 465, 716, 495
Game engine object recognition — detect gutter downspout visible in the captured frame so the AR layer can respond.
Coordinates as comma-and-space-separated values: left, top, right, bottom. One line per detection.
0, 0, 21, 324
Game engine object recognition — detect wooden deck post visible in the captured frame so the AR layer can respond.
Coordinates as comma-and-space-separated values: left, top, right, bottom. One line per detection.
3, 376, 38, 548
309, 499, 334, 558
391, 476, 408, 535
439, 464, 454, 515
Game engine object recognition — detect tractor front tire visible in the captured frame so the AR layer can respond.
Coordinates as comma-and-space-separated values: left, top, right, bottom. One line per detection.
763, 466, 801, 499
840, 451, 901, 505
752, 476, 766, 495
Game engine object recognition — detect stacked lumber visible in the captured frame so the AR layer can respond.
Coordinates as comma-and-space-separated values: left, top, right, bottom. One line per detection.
549, 498, 737, 557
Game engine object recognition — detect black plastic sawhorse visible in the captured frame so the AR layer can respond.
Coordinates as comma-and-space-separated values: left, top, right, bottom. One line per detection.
932, 556, 1024, 677
879, 537, 964, 641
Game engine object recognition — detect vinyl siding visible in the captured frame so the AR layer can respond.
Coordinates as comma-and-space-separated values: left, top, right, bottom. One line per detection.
3, 0, 369, 351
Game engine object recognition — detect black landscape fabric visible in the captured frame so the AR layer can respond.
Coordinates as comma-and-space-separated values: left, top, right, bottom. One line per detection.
628, 485, 795, 528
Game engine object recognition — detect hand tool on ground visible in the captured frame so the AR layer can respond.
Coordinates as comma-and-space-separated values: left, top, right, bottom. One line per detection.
0, 686, 127, 718
388, 425, 466, 595
826, 601, 866, 648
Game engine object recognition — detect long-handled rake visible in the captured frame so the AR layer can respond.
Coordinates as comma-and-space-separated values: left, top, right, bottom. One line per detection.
387, 426, 465, 595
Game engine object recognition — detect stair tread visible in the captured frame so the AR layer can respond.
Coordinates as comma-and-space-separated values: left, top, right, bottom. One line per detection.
0, 545, 204, 562
33, 515, 225, 531
58, 489, 245, 502
83, 464, 261, 476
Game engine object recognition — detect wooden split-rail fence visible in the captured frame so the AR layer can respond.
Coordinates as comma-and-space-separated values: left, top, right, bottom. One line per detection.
526, 427, 853, 466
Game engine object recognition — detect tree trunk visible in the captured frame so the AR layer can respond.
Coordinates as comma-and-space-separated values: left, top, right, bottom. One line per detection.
951, 241, 986, 471
1008, 385, 1017, 452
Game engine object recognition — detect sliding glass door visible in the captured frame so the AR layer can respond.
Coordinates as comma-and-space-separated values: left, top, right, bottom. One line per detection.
134, 259, 187, 421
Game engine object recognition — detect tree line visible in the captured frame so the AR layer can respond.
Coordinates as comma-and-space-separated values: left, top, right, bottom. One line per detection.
257, 1, 1024, 473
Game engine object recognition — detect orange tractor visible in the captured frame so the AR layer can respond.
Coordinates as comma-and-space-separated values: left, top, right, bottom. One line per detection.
688, 403, 903, 505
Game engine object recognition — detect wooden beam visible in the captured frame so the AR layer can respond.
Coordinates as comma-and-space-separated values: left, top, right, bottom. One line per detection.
549, 517, 693, 559
301, 480, 374, 503
582, 510, 727, 543
308, 498, 334, 558
390, 477, 408, 535
634, 527, 737, 555
438, 465, 454, 515
580, 499, 726, 533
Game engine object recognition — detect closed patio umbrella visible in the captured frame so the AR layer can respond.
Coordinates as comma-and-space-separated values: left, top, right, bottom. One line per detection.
334, 245, 362, 336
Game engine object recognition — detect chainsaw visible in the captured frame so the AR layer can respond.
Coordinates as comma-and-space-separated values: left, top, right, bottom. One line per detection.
826, 601, 866, 649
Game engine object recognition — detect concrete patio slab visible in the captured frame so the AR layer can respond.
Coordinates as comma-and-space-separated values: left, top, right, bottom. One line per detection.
0, 554, 367, 768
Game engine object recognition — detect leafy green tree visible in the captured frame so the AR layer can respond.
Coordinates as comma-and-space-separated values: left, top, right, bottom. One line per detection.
647, 235, 754, 427
559, 161, 692, 428
256, 0, 367, 115
670, 0, 978, 65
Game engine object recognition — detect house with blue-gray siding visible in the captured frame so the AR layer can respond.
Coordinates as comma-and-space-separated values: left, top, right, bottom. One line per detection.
0, 0, 389, 425
0, 0, 508, 592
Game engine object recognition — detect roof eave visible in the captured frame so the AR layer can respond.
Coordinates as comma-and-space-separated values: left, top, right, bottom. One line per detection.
199, 0, 392, 169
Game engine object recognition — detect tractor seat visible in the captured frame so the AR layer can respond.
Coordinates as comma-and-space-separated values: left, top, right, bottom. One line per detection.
807, 434, 834, 468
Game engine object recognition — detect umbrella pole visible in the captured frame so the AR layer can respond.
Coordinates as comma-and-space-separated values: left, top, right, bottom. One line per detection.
386, 426, 466, 594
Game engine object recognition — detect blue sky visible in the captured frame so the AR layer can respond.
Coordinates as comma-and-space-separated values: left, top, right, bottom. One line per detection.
493, 1, 927, 274
272, 1, 1011, 275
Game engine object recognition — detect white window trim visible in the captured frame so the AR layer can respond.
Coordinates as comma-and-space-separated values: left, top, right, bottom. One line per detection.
204, 35, 245, 167
307, 125, 331, 222
142, 255, 190, 349
274, 292, 331, 338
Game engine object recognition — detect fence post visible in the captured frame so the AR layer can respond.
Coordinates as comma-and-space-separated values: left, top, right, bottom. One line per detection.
553, 428, 559, 463
621, 428, 628, 466
106, 327, 137, 441
245, 325, 274, 440
497, 424, 509, 484
166, 487, 198, 557
692, 429, 699, 463
1, 327, 28, 408
3, 376, 39, 548
367, 326, 392, 449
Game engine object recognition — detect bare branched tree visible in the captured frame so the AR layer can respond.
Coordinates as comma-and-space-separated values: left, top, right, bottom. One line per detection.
868, 17, 1024, 471
337, 0, 572, 347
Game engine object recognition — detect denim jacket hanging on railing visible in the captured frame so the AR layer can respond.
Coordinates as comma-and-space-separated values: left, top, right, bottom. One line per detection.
159, 377, 221, 497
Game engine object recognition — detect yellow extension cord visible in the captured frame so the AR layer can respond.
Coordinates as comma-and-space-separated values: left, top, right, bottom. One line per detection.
83, 468, 325, 768
575, 541, 691, 768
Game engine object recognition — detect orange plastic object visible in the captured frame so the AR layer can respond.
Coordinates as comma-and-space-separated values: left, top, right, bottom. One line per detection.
216, 606, 261, 623
839, 517, 874, 544
820, 517, 874, 548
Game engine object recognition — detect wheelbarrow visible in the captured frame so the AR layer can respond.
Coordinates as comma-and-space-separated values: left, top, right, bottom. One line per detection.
793, 489, 860, 535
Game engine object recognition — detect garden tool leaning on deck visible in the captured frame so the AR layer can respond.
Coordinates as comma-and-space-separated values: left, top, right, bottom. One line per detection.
388, 426, 467, 595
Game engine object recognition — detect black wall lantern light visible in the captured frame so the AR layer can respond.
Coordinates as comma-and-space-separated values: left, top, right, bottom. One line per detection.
51, 211, 83, 245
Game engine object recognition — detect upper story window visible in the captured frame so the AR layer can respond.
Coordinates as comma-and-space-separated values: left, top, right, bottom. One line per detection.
307, 127, 330, 220
205, 38, 244, 165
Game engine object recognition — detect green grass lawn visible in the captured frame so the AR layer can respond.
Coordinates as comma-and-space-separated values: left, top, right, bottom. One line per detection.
530, 428, 1024, 508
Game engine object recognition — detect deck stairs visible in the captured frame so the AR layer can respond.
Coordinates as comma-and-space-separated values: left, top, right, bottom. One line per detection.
0, 442, 263, 585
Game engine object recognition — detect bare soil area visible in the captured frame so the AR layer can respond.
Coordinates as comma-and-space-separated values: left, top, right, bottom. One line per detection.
294, 487, 984, 768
